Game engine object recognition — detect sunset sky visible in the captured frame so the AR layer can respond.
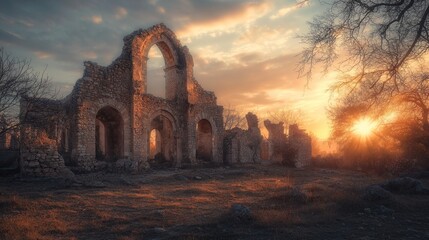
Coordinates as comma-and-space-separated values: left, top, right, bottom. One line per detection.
0, 0, 334, 139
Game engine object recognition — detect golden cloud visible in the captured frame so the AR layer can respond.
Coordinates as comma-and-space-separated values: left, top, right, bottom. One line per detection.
177, 1, 271, 38
270, 0, 310, 20
91, 15, 103, 24
115, 7, 128, 20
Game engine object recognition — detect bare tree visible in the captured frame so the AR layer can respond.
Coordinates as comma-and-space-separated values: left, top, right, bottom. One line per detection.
300, 0, 429, 90
267, 108, 304, 133
300, 0, 429, 165
223, 106, 247, 130
0, 47, 52, 137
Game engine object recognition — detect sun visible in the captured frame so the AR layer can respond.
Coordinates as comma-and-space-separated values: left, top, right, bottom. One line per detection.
352, 117, 377, 137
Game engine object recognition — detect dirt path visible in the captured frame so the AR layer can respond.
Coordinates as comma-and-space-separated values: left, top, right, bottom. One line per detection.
1, 165, 428, 239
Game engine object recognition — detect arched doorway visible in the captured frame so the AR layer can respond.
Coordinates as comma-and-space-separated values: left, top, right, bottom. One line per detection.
149, 129, 161, 159
196, 119, 213, 162
95, 106, 124, 161
149, 114, 175, 168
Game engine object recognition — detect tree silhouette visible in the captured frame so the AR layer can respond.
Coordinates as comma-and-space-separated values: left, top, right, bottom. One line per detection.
0, 48, 53, 137
301, 0, 429, 166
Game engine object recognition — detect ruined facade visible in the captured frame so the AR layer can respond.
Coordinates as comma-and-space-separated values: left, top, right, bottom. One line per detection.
20, 24, 224, 175
223, 113, 262, 164
289, 124, 312, 167
264, 120, 287, 162
264, 120, 312, 167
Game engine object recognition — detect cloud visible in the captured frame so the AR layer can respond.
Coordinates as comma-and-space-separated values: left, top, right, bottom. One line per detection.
91, 15, 103, 24
157, 6, 165, 14
194, 53, 307, 107
115, 7, 128, 19
33, 51, 52, 59
233, 26, 298, 60
0, 28, 23, 41
177, 1, 271, 38
270, 0, 310, 20
0, 0, 332, 138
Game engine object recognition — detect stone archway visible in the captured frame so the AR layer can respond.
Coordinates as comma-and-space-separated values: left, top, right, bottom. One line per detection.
146, 108, 180, 168
149, 129, 162, 159
129, 24, 191, 168
95, 106, 124, 161
191, 113, 220, 164
131, 25, 187, 101
196, 119, 213, 162
148, 114, 175, 168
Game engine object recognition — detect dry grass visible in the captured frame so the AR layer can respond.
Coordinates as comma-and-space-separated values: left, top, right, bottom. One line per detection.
1, 166, 428, 239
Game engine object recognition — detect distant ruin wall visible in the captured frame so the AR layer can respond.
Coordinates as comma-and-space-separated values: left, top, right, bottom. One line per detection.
264, 120, 287, 162
289, 124, 312, 168
224, 112, 262, 164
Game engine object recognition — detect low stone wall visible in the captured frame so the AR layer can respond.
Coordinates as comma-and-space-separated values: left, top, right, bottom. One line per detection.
20, 127, 70, 177
21, 145, 67, 177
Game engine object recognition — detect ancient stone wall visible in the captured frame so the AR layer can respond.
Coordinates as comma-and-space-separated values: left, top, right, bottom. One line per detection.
189, 104, 224, 165
20, 126, 69, 177
264, 120, 287, 162
289, 124, 312, 167
20, 24, 224, 174
224, 112, 262, 164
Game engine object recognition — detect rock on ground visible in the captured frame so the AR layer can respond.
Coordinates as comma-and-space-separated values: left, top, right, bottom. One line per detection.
381, 177, 429, 194
229, 204, 252, 223
364, 185, 393, 201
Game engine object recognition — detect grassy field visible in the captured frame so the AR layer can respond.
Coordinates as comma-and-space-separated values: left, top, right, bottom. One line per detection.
0, 165, 428, 239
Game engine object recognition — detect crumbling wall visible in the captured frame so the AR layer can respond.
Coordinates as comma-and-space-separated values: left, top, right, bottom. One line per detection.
189, 104, 224, 165
260, 139, 271, 161
187, 77, 217, 104
20, 127, 69, 177
289, 124, 312, 167
264, 120, 287, 162
20, 23, 224, 173
224, 112, 262, 164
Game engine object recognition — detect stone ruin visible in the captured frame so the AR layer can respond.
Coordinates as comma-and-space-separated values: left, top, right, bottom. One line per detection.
289, 124, 312, 167
20, 24, 224, 176
223, 112, 262, 164
263, 120, 312, 167
16, 23, 312, 177
264, 120, 287, 162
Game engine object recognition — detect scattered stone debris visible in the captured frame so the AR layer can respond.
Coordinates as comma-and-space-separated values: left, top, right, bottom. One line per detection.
364, 176, 429, 202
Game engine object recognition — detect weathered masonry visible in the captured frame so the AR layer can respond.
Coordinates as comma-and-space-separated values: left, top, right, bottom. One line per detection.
21, 24, 224, 174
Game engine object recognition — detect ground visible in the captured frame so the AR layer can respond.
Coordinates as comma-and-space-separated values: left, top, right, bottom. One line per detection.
0, 165, 428, 239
